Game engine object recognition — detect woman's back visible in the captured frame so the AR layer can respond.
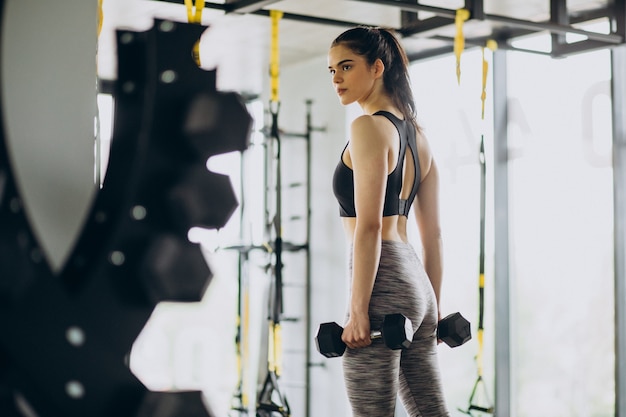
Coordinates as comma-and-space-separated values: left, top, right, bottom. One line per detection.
337, 111, 432, 243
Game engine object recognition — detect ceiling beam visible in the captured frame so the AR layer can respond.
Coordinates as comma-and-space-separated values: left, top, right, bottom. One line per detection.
487, 12, 622, 44
150, 0, 624, 61
224, 0, 281, 14
353, 0, 623, 44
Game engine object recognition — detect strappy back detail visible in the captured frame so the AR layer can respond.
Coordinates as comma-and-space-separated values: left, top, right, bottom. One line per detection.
332, 111, 421, 217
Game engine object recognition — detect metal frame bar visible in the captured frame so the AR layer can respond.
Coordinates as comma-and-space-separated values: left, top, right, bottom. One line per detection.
304, 99, 313, 417
612, 2, 625, 416
353, 0, 622, 43
492, 48, 512, 417
248, 9, 368, 28
485, 13, 621, 43
224, 0, 281, 14
612, 44, 626, 417
551, 0, 568, 49
399, 16, 454, 37
410, 4, 621, 59
152, 0, 624, 59
152, 0, 370, 28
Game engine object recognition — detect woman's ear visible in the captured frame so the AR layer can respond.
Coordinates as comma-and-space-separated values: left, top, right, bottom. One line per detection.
373, 58, 385, 79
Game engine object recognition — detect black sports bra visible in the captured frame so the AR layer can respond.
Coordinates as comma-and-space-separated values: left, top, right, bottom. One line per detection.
332, 111, 421, 218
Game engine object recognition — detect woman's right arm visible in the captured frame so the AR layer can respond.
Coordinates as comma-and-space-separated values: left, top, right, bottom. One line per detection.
413, 145, 443, 319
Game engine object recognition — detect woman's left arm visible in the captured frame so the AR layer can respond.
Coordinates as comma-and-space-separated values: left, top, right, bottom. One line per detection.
340, 115, 389, 349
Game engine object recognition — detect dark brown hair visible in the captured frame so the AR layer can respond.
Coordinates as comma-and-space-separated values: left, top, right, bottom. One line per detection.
331, 26, 420, 131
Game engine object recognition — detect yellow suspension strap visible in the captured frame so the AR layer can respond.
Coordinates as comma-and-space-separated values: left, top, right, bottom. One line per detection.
269, 10, 283, 105
97, 0, 104, 37
460, 39, 497, 417
184, 0, 205, 65
268, 8, 284, 379
481, 40, 498, 120
454, 8, 470, 85
269, 8, 284, 379
257, 10, 290, 416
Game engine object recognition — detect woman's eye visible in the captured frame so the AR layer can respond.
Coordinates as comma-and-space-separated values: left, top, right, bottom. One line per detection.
342, 65, 351, 71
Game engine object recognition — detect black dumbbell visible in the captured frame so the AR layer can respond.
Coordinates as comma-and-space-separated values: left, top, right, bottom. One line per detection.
315, 313, 413, 358
437, 312, 472, 347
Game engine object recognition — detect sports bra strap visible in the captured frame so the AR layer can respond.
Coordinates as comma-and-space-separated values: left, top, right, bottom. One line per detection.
399, 120, 420, 216
373, 111, 421, 217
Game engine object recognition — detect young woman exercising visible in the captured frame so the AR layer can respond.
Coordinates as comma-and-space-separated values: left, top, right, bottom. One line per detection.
328, 27, 450, 417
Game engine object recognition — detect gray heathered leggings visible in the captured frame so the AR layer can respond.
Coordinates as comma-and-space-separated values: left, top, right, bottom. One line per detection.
343, 240, 449, 417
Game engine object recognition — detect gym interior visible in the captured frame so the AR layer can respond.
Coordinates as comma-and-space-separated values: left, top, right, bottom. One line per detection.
0, 0, 624, 416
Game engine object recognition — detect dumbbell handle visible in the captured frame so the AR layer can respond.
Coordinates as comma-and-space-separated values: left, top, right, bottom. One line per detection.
370, 330, 382, 340
339, 328, 384, 342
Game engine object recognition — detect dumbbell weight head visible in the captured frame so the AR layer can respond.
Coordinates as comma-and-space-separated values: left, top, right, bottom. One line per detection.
437, 312, 471, 347
380, 313, 413, 350
315, 322, 346, 358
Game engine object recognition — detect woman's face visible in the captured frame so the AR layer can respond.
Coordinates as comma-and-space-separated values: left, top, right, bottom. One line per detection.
327, 44, 378, 106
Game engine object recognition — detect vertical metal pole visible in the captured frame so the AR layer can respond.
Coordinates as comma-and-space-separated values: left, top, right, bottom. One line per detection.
550, 0, 567, 56
612, 44, 626, 417
468, 0, 484, 20
612, 2, 625, 415
492, 48, 512, 417
305, 99, 313, 417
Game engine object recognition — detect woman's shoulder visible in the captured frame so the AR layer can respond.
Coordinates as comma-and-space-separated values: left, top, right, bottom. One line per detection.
351, 113, 400, 139
351, 113, 379, 128
350, 114, 384, 138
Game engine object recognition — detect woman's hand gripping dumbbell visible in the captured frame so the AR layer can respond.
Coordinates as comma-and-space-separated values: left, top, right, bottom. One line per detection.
316, 311, 472, 358
315, 313, 413, 358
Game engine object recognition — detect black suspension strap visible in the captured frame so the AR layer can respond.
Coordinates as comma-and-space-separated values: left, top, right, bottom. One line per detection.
256, 10, 290, 417
460, 41, 497, 417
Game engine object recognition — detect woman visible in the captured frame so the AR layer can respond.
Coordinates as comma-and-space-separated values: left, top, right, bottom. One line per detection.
328, 27, 449, 416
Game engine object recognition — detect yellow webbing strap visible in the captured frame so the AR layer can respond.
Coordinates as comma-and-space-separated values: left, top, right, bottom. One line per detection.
269, 10, 283, 104
184, 0, 205, 23
476, 274, 485, 378
454, 8, 470, 85
274, 323, 283, 376
481, 40, 498, 120
98, 0, 104, 37
184, 0, 205, 65
242, 291, 250, 406
266, 322, 283, 376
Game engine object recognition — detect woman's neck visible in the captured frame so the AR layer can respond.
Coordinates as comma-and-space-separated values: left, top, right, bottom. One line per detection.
360, 97, 397, 116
